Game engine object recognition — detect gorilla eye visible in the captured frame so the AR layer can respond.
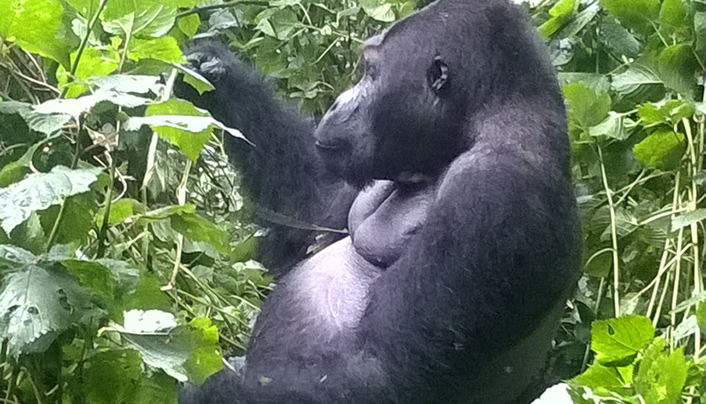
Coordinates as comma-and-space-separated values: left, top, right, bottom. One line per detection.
427, 57, 449, 94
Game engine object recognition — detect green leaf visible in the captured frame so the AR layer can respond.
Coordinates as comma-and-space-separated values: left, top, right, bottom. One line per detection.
591, 315, 654, 364
61, 260, 116, 303
588, 112, 629, 140
0, 166, 102, 234
102, 4, 177, 38
638, 100, 694, 125
129, 37, 184, 64
634, 339, 687, 404
115, 310, 222, 384
0, 142, 42, 187
96, 198, 142, 227
659, 0, 690, 36
40, 192, 97, 244
0, 0, 75, 67
671, 209, 706, 232
125, 99, 247, 161
93, 75, 162, 95
178, 13, 200, 38
256, 8, 299, 39
599, 0, 660, 35
538, 0, 576, 38
657, 44, 700, 99
0, 261, 90, 357
34, 90, 150, 117
79, 349, 144, 404
170, 212, 229, 254
56, 47, 120, 98
562, 82, 611, 131
179, 66, 215, 95
612, 64, 665, 99
599, 18, 642, 58
633, 128, 685, 169
0, 244, 36, 265
572, 363, 633, 395
360, 0, 395, 22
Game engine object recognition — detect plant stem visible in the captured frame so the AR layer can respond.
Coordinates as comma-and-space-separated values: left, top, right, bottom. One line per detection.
597, 144, 621, 317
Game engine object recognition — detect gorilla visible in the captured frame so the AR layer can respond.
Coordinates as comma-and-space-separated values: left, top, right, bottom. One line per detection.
178, 0, 580, 402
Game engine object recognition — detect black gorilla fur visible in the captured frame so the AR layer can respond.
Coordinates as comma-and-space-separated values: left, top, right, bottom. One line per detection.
179, 0, 580, 403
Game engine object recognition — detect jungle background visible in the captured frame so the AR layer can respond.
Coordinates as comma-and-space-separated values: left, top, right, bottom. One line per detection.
0, 0, 704, 402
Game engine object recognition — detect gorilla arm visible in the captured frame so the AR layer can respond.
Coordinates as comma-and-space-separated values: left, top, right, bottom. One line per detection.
359, 147, 580, 403
178, 42, 357, 269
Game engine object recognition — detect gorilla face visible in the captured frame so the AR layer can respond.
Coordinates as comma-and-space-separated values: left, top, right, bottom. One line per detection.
314, 25, 466, 186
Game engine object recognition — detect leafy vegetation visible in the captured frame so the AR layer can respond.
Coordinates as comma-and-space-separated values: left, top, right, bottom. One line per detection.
0, 0, 703, 403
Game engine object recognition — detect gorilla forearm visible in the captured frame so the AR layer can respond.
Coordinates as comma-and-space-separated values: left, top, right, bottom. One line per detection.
179, 42, 356, 268
181, 42, 321, 221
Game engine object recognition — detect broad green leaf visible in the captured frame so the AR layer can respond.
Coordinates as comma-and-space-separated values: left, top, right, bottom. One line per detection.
360, 0, 395, 22
538, 0, 576, 38
591, 315, 654, 364
599, 0, 660, 35
0, 244, 36, 265
142, 203, 195, 220
179, 67, 215, 95
183, 317, 222, 384
638, 100, 694, 125
125, 99, 247, 161
0, 142, 42, 187
562, 82, 611, 131
659, 0, 691, 36
0, 0, 75, 67
671, 209, 706, 232
170, 212, 229, 254
0, 166, 102, 234
61, 260, 116, 303
599, 18, 642, 58
554, 2, 600, 38
40, 192, 97, 244
34, 90, 149, 117
633, 128, 685, 169
256, 9, 299, 40
129, 37, 184, 64
93, 75, 163, 95
178, 13, 200, 38
634, 339, 687, 404
79, 349, 144, 403
102, 4, 177, 38
56, 47, 120, 98
558, 73, 610, 93
612, 64, 665, 99
695, 11, 706, 51
572, 363, 633, 395
96, 198, 143, 227
115, 310, 222, 384
0, 96, 74, 136
0, 262, 90, 357
657, 44, 699, 99
588, 112, 629, 140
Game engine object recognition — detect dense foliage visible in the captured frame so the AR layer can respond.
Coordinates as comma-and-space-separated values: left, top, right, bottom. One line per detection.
0, 0, 703, 403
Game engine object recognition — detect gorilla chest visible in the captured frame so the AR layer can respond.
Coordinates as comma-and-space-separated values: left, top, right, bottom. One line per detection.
348, 180, 435, 267
280, 181, 435, 336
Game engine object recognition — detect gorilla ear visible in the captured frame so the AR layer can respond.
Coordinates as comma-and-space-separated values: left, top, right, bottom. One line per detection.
427, 56, 449, 95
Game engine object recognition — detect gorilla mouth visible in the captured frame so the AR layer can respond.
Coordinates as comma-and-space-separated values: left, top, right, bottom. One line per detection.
314, 140, 347, 151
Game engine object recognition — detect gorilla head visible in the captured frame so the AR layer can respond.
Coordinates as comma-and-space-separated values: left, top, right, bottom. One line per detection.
314, 0, 560, 186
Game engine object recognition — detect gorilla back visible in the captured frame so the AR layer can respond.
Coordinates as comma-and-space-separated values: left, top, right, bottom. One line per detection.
181, 0, 580, 403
